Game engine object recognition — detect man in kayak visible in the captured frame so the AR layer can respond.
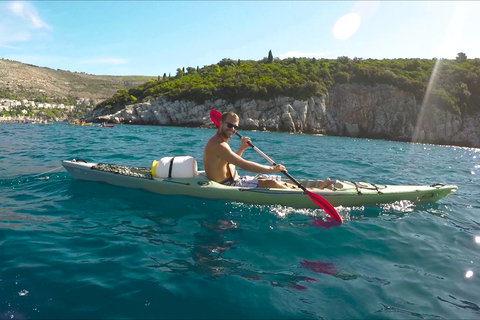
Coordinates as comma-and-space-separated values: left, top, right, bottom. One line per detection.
203, 111, 333, 189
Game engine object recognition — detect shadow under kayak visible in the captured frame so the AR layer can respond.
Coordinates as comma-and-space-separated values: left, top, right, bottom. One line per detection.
62, 159, 457, 209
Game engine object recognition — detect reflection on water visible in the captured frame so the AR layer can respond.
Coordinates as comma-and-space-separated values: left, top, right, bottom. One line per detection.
191, 219, 240, 278
300, 260, 337, 276
437, 295, 480, 312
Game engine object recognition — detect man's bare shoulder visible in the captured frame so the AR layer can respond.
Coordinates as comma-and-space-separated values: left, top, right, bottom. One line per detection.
206, 134, 230, 151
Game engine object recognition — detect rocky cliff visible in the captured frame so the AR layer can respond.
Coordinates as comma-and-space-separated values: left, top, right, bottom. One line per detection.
90, 83, 480, 148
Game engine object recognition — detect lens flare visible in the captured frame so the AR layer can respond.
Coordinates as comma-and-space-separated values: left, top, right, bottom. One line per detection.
333, 13, 361, 40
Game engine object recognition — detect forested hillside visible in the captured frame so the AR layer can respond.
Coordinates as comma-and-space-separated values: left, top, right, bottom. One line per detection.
97, 52, 480, 117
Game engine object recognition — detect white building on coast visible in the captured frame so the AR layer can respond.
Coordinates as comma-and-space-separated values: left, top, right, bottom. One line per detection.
0, 98, 76, 110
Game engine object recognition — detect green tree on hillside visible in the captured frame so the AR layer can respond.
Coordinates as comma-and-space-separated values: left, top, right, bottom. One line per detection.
267, 50, 273, 63
456, 52, 467, 63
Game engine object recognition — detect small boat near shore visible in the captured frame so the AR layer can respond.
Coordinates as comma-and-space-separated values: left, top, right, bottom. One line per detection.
62, 158, 457, 209
67, 122, 92, 126
32, 121, 53, 125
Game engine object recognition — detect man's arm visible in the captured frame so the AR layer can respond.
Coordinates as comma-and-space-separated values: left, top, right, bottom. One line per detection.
218, 141, 284, 174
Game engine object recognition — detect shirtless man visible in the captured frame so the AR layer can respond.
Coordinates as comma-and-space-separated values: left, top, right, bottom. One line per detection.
203, 111, 333, 189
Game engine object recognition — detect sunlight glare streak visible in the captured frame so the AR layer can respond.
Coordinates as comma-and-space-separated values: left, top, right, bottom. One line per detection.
413, 1, 469, 143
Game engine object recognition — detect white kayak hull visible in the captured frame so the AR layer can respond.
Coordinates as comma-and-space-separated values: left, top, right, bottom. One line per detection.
62, 160, 457, 209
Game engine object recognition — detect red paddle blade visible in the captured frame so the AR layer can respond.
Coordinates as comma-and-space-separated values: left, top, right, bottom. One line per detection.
306, 190, 342, 224
209, 110, 222, 127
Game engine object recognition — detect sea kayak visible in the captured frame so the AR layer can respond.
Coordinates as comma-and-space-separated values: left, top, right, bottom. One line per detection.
62, 158, 457, 208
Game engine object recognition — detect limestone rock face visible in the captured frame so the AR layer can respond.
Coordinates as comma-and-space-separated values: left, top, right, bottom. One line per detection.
91, 84, 480, 148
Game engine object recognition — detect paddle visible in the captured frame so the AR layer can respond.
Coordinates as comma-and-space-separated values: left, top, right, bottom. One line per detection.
209, 110, 342, 224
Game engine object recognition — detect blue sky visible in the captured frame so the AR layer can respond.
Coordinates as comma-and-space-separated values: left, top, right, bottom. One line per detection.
1, 1, 479, 76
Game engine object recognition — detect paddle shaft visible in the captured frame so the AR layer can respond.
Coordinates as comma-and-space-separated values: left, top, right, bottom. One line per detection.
235, 131, 308, 192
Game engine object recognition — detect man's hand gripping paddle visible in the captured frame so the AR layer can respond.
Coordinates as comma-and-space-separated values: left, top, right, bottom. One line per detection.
209, 110, 342, 225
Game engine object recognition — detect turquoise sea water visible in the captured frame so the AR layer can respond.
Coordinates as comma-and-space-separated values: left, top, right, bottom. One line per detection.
1, 122, 479, 319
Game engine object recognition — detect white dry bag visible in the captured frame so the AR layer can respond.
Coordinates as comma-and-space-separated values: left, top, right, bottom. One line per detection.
151, 156, 198, 178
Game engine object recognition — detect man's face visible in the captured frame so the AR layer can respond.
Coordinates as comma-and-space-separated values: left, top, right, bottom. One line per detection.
220, 116, 239, 139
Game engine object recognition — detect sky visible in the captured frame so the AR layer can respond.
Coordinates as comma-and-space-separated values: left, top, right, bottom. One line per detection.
1, 1, 479, 76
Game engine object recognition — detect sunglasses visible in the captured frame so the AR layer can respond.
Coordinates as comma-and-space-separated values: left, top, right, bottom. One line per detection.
224, 122, 239, 130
